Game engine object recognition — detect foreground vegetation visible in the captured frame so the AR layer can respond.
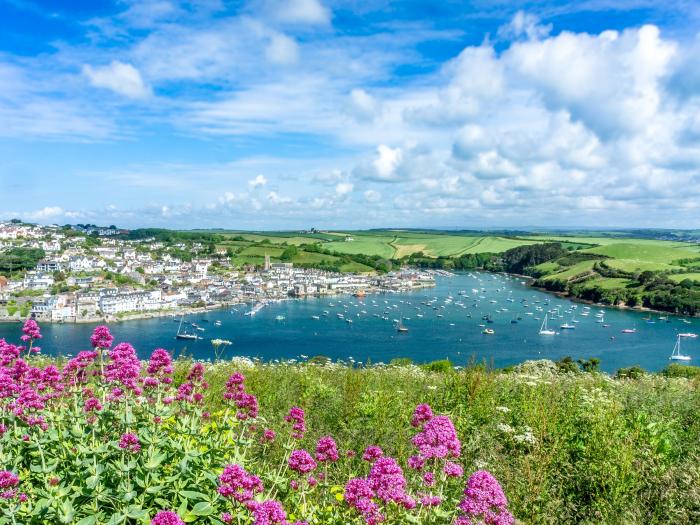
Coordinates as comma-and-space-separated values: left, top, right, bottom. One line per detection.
2, 322, 700, 524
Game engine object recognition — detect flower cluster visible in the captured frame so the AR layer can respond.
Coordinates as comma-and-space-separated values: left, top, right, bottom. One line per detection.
118, 432, 141, 453
315, 436, 339, 463
151, 510, 185, 525
218, 464, 264, 503
345, 456, 415, 524
105, 343, 142, 394
289, 449, 317, 474
223, 371, 258, 420
175, 362, 209, 404
409, 404, 462, 476
90, 325, 114, 350
20, 319, 42, 353
455, 470, 514, 525
145, 348, 174, 387
284, 406, 305, 439
0, 470, 20, 500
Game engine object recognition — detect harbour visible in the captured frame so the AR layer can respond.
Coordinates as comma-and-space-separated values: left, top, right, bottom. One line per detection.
1, 272, 696, 373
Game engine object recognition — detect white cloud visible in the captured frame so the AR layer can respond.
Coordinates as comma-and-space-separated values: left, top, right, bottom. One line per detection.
266, 33, 300, 65
271, 0, 330, 25
248, 174, 268, 188
372, 145, 403, 181
349, 89, 378, 121
497, 11, 552, 41
335, 182, 353, 196
82, 61, 151, 99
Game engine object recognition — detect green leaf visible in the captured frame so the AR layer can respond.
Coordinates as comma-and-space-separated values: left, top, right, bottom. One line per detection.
181, 490, 208, 501
191, 502, 213, 516
75, 516, 98, 525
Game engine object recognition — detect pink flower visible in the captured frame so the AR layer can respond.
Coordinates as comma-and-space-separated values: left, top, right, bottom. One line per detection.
118, 432, 141, 453
288, 449, 317, 474
151, 510, 185, 525
422, 471, 435, 487
456, 471, 514, 525
218, 464, 263, 503
146, 348, 173, 385
105, 343, 142, 394
344, 478, 381, 525
411, 403, 433, 427
315, 436, 339, 463
284, 406, 305, 439
262, 428, 276, 442
362, 446, 384, 463
21, 319, 42, 343
249, 500, 287, 525
368, 457, 413, 507
411, 415, 461, 461
0, 471, 19, 490
444, 461, 464, 478
90, 325, 113, 349
84, 397, 103, 413
220, 513, 233, 524
0, 471, 19, 500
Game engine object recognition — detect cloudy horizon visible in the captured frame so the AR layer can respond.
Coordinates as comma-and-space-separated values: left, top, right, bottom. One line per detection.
2, 0, 700, 230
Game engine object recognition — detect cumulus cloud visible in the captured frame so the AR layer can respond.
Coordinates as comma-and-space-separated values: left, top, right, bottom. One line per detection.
83, 61, 151, 98
248, 174, 268, 188
372, 145, 402, 181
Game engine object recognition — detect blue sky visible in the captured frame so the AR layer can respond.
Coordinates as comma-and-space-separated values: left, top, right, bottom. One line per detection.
2, 0, 700, 229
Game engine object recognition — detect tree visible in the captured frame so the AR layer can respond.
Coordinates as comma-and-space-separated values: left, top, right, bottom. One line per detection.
280, 246, 298, 261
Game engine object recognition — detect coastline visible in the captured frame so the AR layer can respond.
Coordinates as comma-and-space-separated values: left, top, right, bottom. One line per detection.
3, 268, 697, 324
0, 281, 438, 325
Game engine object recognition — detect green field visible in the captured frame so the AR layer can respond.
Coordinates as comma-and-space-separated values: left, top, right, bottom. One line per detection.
669, 273, 700, 283
581, 243, 700, 272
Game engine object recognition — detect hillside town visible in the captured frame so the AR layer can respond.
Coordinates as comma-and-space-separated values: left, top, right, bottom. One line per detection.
0, 221, 436, 323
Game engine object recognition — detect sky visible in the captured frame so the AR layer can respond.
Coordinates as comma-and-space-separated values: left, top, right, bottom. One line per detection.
2, 0, 700, 230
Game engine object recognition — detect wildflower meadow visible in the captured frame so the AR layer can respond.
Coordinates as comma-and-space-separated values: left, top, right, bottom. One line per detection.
1, 320, 700, 524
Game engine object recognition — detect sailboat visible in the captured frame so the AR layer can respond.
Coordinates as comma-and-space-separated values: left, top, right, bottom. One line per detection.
539, 314, 557, 336
175, 318, 199, 340
560, 313, 576, 330
396, 318, 409, 332
669, 335, 692, 361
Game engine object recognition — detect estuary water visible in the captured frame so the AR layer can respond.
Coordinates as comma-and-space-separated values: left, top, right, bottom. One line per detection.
0, 272, 697, 372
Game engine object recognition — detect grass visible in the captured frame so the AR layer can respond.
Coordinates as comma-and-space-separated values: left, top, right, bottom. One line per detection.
192, 358, 700, 525
541, 260, 597, 281
669, 273, 700, 283
581, 243, 700, 272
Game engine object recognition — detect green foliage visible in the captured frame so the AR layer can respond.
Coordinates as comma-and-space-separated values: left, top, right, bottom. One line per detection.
0, 247, 45, 275
421, 359, 454, 373
662, 363, 700, 378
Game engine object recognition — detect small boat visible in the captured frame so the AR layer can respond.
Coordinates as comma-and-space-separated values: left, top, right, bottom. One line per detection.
214, 320, 221, 326
621, 328, 637, 334
482, 328, 495, 335
311, 315, 320, 320
275, 315, 286, 321
679, 332, 698, 338
539, 315, 557, 336
670, 335, 692, 361
175, 318, 199, 340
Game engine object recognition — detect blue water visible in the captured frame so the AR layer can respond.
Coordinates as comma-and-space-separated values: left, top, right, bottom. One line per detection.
1, 273, 697, 372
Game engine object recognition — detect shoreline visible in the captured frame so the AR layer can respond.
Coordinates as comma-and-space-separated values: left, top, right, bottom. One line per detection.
0, 282, 438, 325
2, 269, 697, 324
